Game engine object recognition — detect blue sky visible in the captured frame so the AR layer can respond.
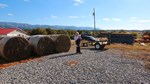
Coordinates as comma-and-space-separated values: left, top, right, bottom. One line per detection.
0, 0, 150, 30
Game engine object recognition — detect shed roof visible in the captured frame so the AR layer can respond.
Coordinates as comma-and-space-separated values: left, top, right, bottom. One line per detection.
0, 28, 24, 34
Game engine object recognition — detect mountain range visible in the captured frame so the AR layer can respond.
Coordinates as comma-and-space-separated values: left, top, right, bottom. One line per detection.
0, 22, 98, 30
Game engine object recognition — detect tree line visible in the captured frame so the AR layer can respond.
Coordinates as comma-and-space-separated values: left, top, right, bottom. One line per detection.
24, 28, 150, 39
24, 28, 100, 39
24, 28, 77, 39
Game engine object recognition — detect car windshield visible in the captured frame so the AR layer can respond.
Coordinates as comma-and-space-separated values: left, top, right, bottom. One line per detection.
88, 36, 97, 41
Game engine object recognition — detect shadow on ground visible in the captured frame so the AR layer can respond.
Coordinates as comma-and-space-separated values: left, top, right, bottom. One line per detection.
0, 58, 7, 64
49, 53, 77, 59
81, 47, 109, 53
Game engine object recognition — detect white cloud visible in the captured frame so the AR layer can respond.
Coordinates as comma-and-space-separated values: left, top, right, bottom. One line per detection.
112, 18, 121, 21
7, 13, 13, 16
99, 23, 150, 30
73, 0, 84, 5
24, 0, 30, 2
130, 17, 139, 20
137, 20, 150, 23
129, 19, 137, 22
103, 18, 111, 21
128, 17, 139, 22
129, 17, 150, 23
98, 17, 150, 30
69, 16, 78, 19
103, 18, 121, 22
50, 15, 57, 18
0, 4, 8, 8
102, 27, 127, 30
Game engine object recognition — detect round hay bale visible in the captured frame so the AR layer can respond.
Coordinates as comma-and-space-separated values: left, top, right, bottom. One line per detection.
0, 37, 31, 61
0, 38, 3, 41
49, 34, 71, 53
25, 36, 31, 40
0, 36, 5, 40
29, 35, 55, 56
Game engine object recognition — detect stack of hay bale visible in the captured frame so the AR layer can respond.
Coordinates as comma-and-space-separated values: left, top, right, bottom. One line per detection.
49, 34, 71, 53
0, 34, 71, 62
0, 37, 31, 62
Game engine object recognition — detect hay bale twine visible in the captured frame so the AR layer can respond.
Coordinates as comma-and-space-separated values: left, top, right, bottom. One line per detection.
0, 36, 31, 61
0, 37, 5, 40
0, 38, 3, 41
49, 34, 71, 53
25, 36, 31, 40
29, 35, 55, 56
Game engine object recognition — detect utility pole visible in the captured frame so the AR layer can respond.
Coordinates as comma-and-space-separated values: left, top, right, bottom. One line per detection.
93, 8, 96, 36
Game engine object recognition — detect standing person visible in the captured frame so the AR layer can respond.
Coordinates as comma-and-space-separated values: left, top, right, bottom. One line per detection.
74, 32, 82, 54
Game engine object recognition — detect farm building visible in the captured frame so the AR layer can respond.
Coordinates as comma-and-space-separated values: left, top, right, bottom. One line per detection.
0, 28, 28, 37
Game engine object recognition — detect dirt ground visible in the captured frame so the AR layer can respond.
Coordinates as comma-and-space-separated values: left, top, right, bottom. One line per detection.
0, 41, 150, 70
106, 43, 150, 70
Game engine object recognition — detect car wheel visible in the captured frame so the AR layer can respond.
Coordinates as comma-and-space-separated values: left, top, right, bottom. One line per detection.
95, 43, 101, 50
95, 43, 106, 50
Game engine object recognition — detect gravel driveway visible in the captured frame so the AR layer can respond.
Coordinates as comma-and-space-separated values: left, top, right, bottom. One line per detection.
1, 48, 150, 84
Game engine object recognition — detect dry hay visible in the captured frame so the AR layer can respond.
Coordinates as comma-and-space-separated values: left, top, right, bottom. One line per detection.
67, 60, 79, 67
0, 37, 5, 40
0, 38, 3, 40
107, 43, 150, 52
49, 34, 71, 53
25, 36, 31, 40
0, 36, 31, 62
80, 40, 89, 47
29, 35, 55, 56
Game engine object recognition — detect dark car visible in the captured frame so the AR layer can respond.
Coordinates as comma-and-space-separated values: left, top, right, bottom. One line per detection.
81, 35, 108, 50
82, 36, 98, 42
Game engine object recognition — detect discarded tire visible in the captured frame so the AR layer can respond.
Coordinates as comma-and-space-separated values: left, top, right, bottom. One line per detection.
0, 37, 31, 61
50, 34, 71, 53
29, 35, 55, 56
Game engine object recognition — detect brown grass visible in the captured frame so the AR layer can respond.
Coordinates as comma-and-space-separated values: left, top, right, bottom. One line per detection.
71, 40, 75, 45
68, 40, 75, 52
107, 43, 150, 52
67, 60, 79, 67
107, 43, 150, 70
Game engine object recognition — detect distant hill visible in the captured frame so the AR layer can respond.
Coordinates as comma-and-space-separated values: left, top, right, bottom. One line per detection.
0, 22, 98, 30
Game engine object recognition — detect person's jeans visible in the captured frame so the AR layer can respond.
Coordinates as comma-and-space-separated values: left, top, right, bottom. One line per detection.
75, 39, 81, 53
76, 46, 81, 53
